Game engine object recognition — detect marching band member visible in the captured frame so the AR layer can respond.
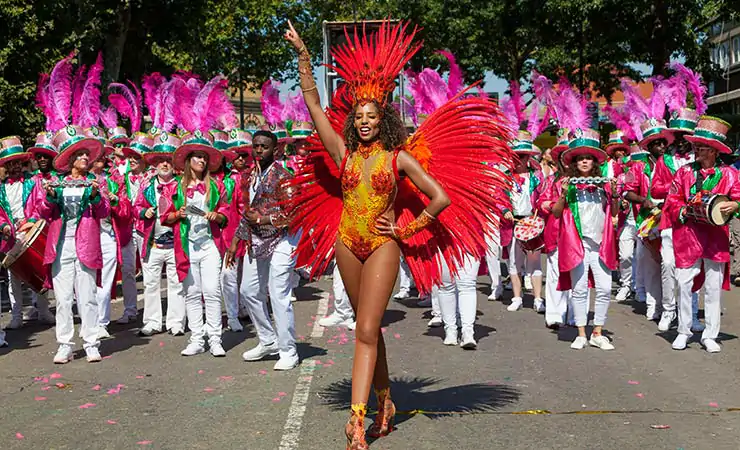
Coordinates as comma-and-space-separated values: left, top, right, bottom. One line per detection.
667, 117, 740, 353
552, 129, 618, 350
0, 204, 14, 346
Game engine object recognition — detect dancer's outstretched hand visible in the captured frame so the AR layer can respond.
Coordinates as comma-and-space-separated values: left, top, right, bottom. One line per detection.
285, 20, 305, 52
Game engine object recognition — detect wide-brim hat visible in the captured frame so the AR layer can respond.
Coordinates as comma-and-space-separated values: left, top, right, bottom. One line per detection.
27, 132, 57, 158
261, 123, 289, 143
227, 129, 253, 154
106, 126, 131, 145
639, 118, 675, 148
121, 132, 153, 159
52, 126, 104, 171
667, 108, 699, 135
173, 130, 222, 172
605, 130, 630, 156
511, 130, 540, 156
0, 136, 32, 166
685, 116, 733, 154
143, 131, 179, 165
560, 128, 607, 165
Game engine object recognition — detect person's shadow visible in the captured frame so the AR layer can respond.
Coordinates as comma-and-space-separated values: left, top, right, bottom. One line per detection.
317, 376, 521, 442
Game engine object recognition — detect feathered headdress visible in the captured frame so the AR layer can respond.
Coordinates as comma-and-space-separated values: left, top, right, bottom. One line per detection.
109, 81, 143, 134
330, 20, 422, 107
283, 91, 311, 123
500, 80, 526, 130
176, 75, 229, 133
142, 74, 180, 133
71, 52, 104, 128
603, 104, 639, 142
553, 77, 590, 133
261, 80, 283, 126
35, 52, 76, 132
100, 107, 118, 130
670, 62, 707, 114
404, 50, 467, 117
620, 77, 666, 124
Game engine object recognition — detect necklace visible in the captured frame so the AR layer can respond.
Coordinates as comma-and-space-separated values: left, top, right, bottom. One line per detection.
356, 141, 383, 159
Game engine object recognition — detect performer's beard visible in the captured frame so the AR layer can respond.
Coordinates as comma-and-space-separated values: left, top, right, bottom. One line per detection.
158, 168, 173, 178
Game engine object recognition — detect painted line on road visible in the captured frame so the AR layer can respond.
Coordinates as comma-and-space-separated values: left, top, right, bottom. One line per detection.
279, 292, 329, 450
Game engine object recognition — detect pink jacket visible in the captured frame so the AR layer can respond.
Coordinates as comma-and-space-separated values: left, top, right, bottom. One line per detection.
221, 170, 247, 258
666, 164, 740, 290
133, 176, 178, 260
37, 175, 111, 287
99, 174, 134, 264
0, 207, 15, 254
24, 172, 61, 224
536, 174, 562, 255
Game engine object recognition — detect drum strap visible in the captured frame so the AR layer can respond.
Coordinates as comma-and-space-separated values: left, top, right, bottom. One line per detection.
689, 164, 722, 197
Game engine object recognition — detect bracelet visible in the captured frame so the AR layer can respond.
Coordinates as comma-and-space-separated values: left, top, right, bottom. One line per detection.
397, 210, 436, 240
298, 45, 308, 55
302, 85, 318, 93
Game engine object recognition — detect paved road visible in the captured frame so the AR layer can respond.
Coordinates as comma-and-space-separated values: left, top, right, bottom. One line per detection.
2, 275, 740, 450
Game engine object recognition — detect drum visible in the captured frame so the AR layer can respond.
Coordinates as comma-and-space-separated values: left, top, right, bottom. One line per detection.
513, 216, 545, 252
637, 209, 662, 262
2, 220, 48, 294
686, 194, 731, 226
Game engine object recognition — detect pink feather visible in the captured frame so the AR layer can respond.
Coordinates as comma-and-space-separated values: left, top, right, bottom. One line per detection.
404, 69, 431, 116
100, 106, 118, 129
418, 69, 449, 113
659, 76, 687, 113
554, 79, 590, 132
508, 81, 526, 126
160, 79, 179, 132
603, 104, 637, 141
620, 78, 651, 124
671, 62, 707, 114
142, 72, 166, 128
74, 52, 103, 128
108, 80, 142, 132
35, 73, 53, 130
527, 101, 549, 138
438, 50, 464, 98
647, 76, 667, 120
71, 64, 87, 124
194, 75, 227, 132
46, 52, 76, 131
261, 80, 284, 125
174, 77, 202, 132
284, 91, 311, 122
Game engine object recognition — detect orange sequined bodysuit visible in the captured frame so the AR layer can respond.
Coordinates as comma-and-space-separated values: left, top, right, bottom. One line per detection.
339, 141, 400, 260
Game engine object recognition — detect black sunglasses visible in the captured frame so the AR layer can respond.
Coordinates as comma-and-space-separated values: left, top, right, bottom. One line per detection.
253, 143, 270, 149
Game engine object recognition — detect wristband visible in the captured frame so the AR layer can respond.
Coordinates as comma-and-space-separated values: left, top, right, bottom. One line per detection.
397, 210, 435, 240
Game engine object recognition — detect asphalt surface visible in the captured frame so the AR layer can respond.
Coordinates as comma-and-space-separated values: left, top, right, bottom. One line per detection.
2, 274, 740, 450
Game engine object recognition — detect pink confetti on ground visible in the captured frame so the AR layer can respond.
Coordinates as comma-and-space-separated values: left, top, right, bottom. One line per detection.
635, 393, 644, 399
55, 383, 65, 388
197, 370, 205, 374
16, 433, 24, 440
315, 360, 322, 365
41, 386, 51, 391
107, 388, 121, 395
628, 380, 640, 385
40, 377, 49, 383
107, 420, 117, 425
102, 355, 112, 359
158, 342, 165, 347
203, 388, 215, 393
34, 376, 43, 382
709, 402, 719, 408
34, 396, 47, 401
137, 441, 153, 445
78, 403, 96, 409
92, 385, 101, 391
393, 333, 401, 339
272, 397, 281, 402
326, 360, 335, 365
50, 373, 62, 379
278, 392, 287, 397
136, 375, 145, 379
650, 424, 671, 430
259, 370, 267, 375
218, 376, 234, 381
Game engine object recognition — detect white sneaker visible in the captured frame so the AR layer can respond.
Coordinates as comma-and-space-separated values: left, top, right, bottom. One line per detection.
533, 298, 545, 313
139, 325, 161, 336
428, 316, 443, 328
589, 335, 615, 350
23, 307, 39, 321
97, 326, 111, 340
460, 329, 477, 350
0, 337, 7, 347
274, 354, 299, 370
570, 336, 588, 350
7, 317, 23, 329
227, 319, 244, 332
38, 311, 56, 325
85, 347, 102, 363
290, 291, 297, 302
657, 311, 676, 332
209, 342, 226, 357
417, 297, 432, 307
53, 344, 74, 364
116, 313, 137, 325
524, 275, 533, 291
488, 285, 503, 301
318, 312, 353, 328
393, 289, 410, 300
346, 320, 356, 331
242, 342, 279, 361
180, 342, 206, 356
507, 297, 523, 312
646, 306, 658, 321
691, 319, 705, 333
672, 334, 689, 350
615, 286, 631, 302
443, 329, 458, 346
703, 339, 721, 353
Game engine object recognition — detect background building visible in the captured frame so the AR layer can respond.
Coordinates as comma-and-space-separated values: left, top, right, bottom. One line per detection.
706, 18, 740, 150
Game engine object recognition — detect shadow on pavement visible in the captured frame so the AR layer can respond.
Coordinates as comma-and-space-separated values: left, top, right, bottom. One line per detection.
295, 283, 324, 302
381, 309, 406, 328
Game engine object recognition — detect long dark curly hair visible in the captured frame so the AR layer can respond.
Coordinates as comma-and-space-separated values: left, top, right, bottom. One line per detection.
343, 101, 407, 152
566, 154, 601, 178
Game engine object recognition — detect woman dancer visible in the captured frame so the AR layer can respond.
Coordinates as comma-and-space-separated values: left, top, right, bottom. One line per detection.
285, 20, 512, 449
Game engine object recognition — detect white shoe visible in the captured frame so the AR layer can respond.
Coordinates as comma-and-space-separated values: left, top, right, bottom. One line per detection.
23, 307, 39, 321
460, 328, 477, 350
507, 297, 523, 312
169, 327, 185, 336
533, 298, 545, 313
589, 335, 615, 350
116, 313, 137, 325
53, 344, 74, 364
703, 339, 721, 353
227, 319, 244, 332
7, 317, 23, 329
318, 312, 353, 328
85, 347, 102, 363
346, 320, 356, 331
417, 297, 432, 307
570, 336, 588, 350
38, 311, 56, 325
657, 311, 676, 332
274, 354, 299, 370
691, 319, 705, 333
209, 342, 226, 357
139, 325, 161, 336
443, 329, 458, 346
242, 342, 279, 361
646, 307, 658, 321
428, 316, 443, 328
524, 275, 533, 291
97, 326, 111, 340
393, 289, 410, 300
180, 343, 206, 356
615, 286, 631, 302
672, 334, 689, 350
488, 285, 503, 301
290, 291, 297, 302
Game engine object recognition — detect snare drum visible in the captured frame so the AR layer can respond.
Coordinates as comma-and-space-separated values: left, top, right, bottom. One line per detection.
686, 194, 731, 226
637, 209, 662, 262
513, 216, 545, 252
2, 219, 48, 294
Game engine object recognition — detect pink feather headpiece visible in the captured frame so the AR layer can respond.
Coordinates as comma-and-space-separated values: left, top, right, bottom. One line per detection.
35, 52, 76, 132
142, 74, 180, 132
603, 104, 638, 142
261, 80, 284, 126
71, 52, 104, 128
501, 80, 526, 130
553, 77, 590, 133
670, 62, 707, 114
176, 75, 229, 133
100, 107, 118, 130
109, 81, 143, 134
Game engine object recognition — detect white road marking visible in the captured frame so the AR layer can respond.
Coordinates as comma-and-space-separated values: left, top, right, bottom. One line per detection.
279, 292, 330, 450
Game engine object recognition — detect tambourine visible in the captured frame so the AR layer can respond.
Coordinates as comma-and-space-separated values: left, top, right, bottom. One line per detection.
569, 177, 613, 185
44, 179, 93, 188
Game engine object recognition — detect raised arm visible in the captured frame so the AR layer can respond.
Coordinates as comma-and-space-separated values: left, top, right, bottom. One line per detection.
285, 20, 346, 167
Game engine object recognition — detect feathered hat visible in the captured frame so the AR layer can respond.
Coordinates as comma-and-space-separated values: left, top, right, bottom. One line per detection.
141, 74, 181, 163
685, 116, 733, 154
501, 81, 540, 156
554, 78, 606, 165
664, 63, 707, 135
109, 80, 147, 159
404, 50, 467, 124
42, 52, 104, 171
172, 75, 228, 172
620, 78, 673, 148
261, 80, 315, 143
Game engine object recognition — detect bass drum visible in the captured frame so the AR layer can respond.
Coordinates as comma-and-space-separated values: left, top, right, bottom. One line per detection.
2, 219, 49, 294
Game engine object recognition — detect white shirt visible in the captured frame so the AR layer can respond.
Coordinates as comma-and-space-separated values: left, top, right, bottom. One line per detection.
187, 190, 210, 248
577, 187, 606, 246
511, 174, 533, 217
6, 181, 24, 223
153, 179, 171, 240
62, 186, 85, 239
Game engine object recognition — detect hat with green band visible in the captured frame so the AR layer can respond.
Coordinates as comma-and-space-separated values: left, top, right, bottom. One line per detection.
121, 132, 153, 159
510, 130, 539, 155
27, 132, 57, 158
289, 121, 314, 140
173, 129, 222, 172
0, 136, 31, 166
227, 129, 253, 154
143, 131, 179, 165
560, 128, 607, 165
684, 116, 733, 154
667, 108, 699, 135
261, 123, 289, 143
52, 125, 104, 172
639, 117, 674, 148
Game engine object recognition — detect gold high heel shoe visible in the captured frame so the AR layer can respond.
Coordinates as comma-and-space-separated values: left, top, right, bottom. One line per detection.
345, 404, 369, 450
368, 388, 396, 438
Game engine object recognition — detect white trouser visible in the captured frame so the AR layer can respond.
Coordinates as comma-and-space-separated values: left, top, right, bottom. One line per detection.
618, 222, 637, 289
484, 228, 501, 291
660, 228, 677, 312
545, 250, 569, 325
241, 234, 298, 358
142, 246, 186, 331
119, 237, 139, 316
398, 257, 414, 292
53, 237, 99, 350
508, 239, 542, 276
8, 273, 40, 320
434, 256, 479, 333
638, 240, 662, 312
97, 231, 138, 326
677, 259, 723, 340
221, 255, 243, 321
332, 263, 354, 319
570, 243, 612, 327
183, 241, 223, 345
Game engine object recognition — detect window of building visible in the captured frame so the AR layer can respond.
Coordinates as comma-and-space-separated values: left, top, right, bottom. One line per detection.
733, 36, 740, 66
708, 81, 715, 97
719, 41, 730, 69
